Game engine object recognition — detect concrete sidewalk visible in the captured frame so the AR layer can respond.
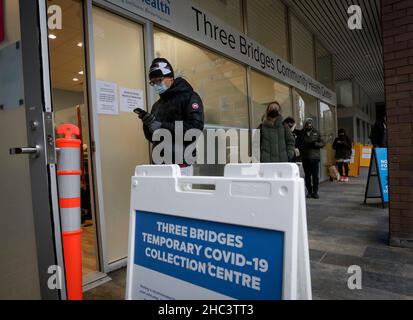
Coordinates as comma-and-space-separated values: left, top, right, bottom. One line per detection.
84, 169, 413, 300
308, 169, 413, 299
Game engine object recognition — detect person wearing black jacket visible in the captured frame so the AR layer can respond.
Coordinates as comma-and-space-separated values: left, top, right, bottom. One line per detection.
296, 118, 326, 199
283, 117, 302, 162
135, 58, 204, 174
370, 116, 387, 148
333, 129, 353, 182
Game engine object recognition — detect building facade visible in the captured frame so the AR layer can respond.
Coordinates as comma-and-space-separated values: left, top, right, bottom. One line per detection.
381, 0, 413, 247
1, 0, 394, 300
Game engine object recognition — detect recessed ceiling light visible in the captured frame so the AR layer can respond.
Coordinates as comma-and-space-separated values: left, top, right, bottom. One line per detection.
79, 71, 84, 75
49, 34, 57, 40
77, 42, 83, 47
73, 78, 79, 82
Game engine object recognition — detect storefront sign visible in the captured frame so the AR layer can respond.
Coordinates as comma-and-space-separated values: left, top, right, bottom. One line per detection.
106, 0, 337, 106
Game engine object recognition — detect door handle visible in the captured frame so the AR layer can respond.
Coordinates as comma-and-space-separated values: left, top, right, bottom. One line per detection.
9, 145, 40, 158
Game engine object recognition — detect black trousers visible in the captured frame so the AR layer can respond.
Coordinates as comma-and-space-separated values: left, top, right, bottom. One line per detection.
302, 159, 320, 194
337, 162, 350, 177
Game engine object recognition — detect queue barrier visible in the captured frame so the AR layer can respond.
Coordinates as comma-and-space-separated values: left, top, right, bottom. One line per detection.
360, 145, 373, 168
126, 163, 312, 300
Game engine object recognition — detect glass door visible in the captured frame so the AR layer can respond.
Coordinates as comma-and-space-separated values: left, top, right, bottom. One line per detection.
47, 0, 101, 283
90, 6, 150, 271
0, 0, 65, 299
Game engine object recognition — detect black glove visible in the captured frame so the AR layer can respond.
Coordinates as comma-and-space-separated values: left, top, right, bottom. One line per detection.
133, 108, 147, 119
134, 108, 162, 133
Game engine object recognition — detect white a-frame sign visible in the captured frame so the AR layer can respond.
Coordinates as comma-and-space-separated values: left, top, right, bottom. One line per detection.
126, 163, 312, 300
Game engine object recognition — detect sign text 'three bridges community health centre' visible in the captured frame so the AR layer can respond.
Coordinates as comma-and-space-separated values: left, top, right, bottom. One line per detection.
108, 0, 337, 106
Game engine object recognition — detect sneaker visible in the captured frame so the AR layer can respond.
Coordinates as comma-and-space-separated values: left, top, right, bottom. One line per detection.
312, 193, 320, 199
344, 177, 350, 182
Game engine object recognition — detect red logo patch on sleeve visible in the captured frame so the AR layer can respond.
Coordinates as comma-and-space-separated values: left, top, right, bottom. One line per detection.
192, 103, 200, 110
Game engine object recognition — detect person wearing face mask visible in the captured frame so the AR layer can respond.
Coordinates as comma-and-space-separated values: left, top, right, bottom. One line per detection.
258, 102, 295, 163
135, 58, 204, 173
333, 129, 352, 182
296, 118, 325, 199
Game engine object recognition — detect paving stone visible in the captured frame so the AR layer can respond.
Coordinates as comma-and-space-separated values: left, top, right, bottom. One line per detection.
310, 262, 413, 300
312, 278, 412, 300
321, 252, 412, 279
363, 271, 413, 297
363, 246, 413, 265
309, 249, 326, 262
401, 264, 413, 279
309, 239, 367, 257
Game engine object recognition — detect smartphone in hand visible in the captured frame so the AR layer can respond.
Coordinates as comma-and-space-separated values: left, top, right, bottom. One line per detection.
133, 108, 145, 116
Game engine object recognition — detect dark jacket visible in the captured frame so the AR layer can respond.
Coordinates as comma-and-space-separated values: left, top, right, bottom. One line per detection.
370, 120, 387, 148
297, 128, 325, 161
259, 116, 296, 163
333, 135, 352, 160
292, 129, 302, 162
143, 77, 204, 164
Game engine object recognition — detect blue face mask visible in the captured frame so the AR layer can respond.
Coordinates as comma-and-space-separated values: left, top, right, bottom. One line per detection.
153, 82, 168, 95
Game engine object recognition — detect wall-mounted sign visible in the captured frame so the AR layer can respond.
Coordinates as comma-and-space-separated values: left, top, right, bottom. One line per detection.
96, 80, 119, 115
105, 0, 337, 106
120, 87, 144, 113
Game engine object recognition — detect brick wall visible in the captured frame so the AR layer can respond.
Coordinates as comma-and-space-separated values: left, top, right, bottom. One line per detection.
382, 0, 413, 247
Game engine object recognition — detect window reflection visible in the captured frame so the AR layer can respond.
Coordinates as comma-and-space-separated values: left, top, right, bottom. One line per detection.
154, 29, 249, 128
251, 70, 292, 129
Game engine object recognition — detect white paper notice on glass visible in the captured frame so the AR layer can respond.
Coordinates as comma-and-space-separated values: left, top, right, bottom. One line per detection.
120, 87, 144, 113
96, 80, 119, 115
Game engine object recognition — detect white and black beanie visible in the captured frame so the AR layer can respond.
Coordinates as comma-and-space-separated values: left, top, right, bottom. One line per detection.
149, 58, 175, 79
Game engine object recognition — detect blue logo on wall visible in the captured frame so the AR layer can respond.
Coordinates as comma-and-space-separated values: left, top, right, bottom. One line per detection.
134, 211, 285, 300
142, 0, 171, 15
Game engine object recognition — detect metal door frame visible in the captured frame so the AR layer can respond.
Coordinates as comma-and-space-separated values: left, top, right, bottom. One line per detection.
84, 0, 154, 273
18, 0, 66, 300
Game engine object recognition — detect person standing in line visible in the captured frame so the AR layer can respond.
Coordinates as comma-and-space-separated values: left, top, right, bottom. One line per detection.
370, 116, 387, 148
259, 102, 296, 163
333, 128, 353, 182
297, 118, 326, 199
283, 117, 302, 162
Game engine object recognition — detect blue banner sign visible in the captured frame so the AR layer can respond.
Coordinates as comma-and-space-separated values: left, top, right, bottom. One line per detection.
134, 211, 285, 300
375, 148, 389, 203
